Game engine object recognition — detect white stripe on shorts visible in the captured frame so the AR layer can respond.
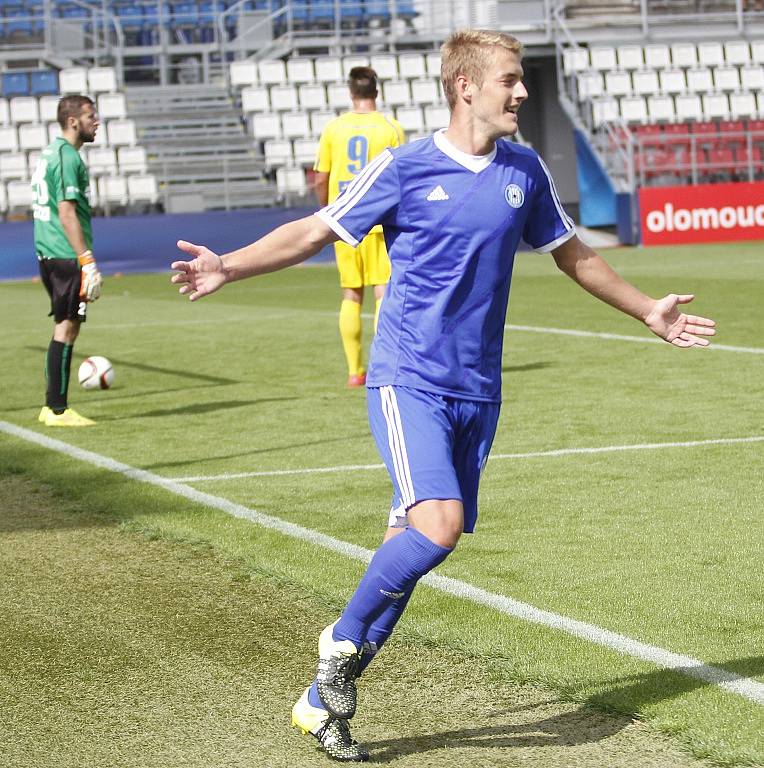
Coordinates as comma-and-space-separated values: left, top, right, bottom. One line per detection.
380, 386, 415, 507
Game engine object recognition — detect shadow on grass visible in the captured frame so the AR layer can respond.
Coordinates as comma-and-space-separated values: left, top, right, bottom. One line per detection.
108, 397, 297, 420
502, 361, 552, 373
367, 699, 631, 761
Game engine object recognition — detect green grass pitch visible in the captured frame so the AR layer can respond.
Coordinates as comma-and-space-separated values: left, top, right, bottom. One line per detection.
0, 240, 762, 767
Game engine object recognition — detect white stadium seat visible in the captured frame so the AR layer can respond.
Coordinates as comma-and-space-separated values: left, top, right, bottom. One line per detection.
425, 51, 441, 77
107, 119, 137, 146
423, 104, 449, 131
293, 137, 319, 165
644, 43, 671, 69
39, 95, 59, 123
47, 121, 62, 144
88, 67, 117, 93
90, 121, 107, 146
591, 96, 618, 127
724, 40, 750, 66
697, 42, 724, 67
397, 53, 426, 79
281, 112, 310, 139
276, 166, 307, 195
286, 58, 315, 84
751, 40, 764, 64
59, 67, 88, 94
10, 96, 39, 124
0, 152, 27, 181
577, 71, 603, 100
18, 123, 47, 151
563, 47, 589, 75
0, 182, 7, 212
604, 70, 631, 97
647, 94, 675, 122
127, 174, 158, 204
702, 93, 730, 120
309, 110, 336, 136
27, 151, 41, 177
616, 45, 643, 70
87, 147, 118, 176
258, 59, 286, 85
98, 175, 128, 205
342, 55, 370, 77
252, 113, 282, 139
241, 86, 269, 113
264, 138, 293, 167
118, 146, 148, 174
0, 98, 9, 125
659, 69, 686, 95
675, 93, 702, 121
395, 105, 424, 133
632, 69, 659, 96
686, 67, 713, 94
713, 66, 741, 92
97, 92, 127, 120
382, 80, 410, 107
410, 79, 439, 105
327, 83, 351, 110
370, 54, 398, 80
671, 42, 697, 68
589, 46, 617, 71
314, 56, 343, 83
619, 96, 647, 123
230, 60, 258, 87
7, 179, 34, 209
730, 91, 757, 119
269, 85, 298, 112
0, 125, 19, 153
298, 83, 327, 111
741, 64, 764, 91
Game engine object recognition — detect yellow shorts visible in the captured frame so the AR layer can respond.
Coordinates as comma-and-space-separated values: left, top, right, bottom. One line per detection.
334, 232, 391, 288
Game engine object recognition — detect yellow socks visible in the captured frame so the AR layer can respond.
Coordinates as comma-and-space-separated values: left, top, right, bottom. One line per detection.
339, 299, 363, 376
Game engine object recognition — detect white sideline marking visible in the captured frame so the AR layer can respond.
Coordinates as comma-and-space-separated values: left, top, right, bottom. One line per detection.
506, 324, 764, 355
2, 420, 763, 707
172, 435, 764, 483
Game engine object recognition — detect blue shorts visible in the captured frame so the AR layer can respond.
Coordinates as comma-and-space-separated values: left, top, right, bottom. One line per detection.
367, 385, 500, 533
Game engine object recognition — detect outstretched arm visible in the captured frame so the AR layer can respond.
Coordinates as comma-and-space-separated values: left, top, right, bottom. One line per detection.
552, 235, 716, 347
171, 214, 339, 301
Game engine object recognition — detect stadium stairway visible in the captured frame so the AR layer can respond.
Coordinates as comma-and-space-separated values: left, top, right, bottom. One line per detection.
125, 83, 274, 210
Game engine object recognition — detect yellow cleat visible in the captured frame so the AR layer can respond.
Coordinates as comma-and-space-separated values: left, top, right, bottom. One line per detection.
38, 406, 51, 423
44, 408, 96, 427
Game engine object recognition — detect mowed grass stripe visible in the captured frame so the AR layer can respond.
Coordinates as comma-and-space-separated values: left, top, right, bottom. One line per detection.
3, 420, 763, 709
170, 435, 764, 482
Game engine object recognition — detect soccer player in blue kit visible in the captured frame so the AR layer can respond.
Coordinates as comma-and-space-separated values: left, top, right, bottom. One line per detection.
171, 29, 716, 762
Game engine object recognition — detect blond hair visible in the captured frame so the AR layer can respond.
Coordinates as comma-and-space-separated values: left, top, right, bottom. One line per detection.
440, 29, 523, 109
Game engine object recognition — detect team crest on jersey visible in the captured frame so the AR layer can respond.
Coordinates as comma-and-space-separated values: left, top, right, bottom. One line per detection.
504, 183, 524, 208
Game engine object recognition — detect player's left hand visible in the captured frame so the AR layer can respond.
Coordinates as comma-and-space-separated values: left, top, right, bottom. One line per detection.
644, 294, 716, 348
171, 240, 228, 301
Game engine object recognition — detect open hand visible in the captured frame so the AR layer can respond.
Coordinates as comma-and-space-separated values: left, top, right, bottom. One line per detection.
171, 240, 228, 301
644, 294, 716, 347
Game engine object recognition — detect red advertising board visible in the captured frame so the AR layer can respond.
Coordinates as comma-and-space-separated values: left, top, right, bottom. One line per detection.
639, 181, 764, 245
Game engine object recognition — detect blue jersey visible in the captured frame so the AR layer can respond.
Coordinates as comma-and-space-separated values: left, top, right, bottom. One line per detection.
316, 130, 575, 402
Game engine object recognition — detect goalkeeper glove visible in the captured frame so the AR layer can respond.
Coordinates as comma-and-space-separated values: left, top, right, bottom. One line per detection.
78, 250, 102, 301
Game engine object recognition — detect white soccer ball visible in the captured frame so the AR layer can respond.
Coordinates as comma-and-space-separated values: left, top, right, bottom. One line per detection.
78, 356, 115, 390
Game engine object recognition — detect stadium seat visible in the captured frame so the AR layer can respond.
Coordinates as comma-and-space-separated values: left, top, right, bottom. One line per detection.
286, 58, 315, 84
0, 98, 9, 125
589, 46, 617, 71
10, 96, 39, 124
230, 60, 258, 87
425, 51, 441, 78
644, 43, 671, 69
58, 68, 88, 95
616, 44, 643, 70
397, 53, 426, 79
46, 121, 62, 144
675, 94, 702, 121
729, 91, 757, 119
659, 68, 686, 95
276, 165, 307, 195
327, 83, 351, 110
269, 85, 298, 112
18, 123, 47, 150
342, 55, 370, 77
0, 152, 27, 181
395, 105, 424, 133
698, 41, 724, 67
632, 69, 659, 96
27, 151, 41, 177
88, 67, 118, 93
29, 70, 59, 96
671, 42, 697, 68
293, 137, 318, 165
604, 71, 631, 97
314, 56, 343, 83
686, 67, 713, 94
87, 147, 118, 176
1, 72, 30, 98
423, 103, 449, 131
127, 174, 158, 204
751, 40, 764, 65
99, 175, 128, 205
591, 96, 618, 127
410, 78, 439, 105
647, 94, 675, 122
264, 138, 293, 167
740, 65, 764, 91
97, 93, 127, 120
251, 113, 281, 139
38, 94, 59, 123
7, 179, 33, 210
369, 54, 398, 80
258, 59, 286, 85
0, 182, 7, 213
0, 125, 19, 152
281, 111, 310, 138
577, 71, 603, 99
107, 119, 137, 146
713, 66, 740, 92
702, 93, 730, 120
298, 83, 327, 111
381, 80, 410, 107
117, 146, 148, 174
241, 85, 269, 112
619, 96, 647, 123
309, 110, 336, 136
562, 47, 589, 76
724, 40, 750, 66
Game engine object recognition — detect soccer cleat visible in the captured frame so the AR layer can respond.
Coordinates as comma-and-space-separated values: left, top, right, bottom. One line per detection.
316, 622, 362, 719
38, 406, 51, 423
292, 688, 369, 762
44, 408, 96, 427
347, 373, 366, 388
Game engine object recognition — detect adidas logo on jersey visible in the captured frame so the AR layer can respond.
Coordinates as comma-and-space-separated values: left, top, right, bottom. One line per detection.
426, 185, 449, 201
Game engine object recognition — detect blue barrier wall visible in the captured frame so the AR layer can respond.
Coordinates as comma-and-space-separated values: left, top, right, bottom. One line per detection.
0, 207, 333, 281
573, 129, 617, 228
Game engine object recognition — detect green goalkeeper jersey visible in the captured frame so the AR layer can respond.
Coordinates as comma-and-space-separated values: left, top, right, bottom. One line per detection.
32, 137, 93, 259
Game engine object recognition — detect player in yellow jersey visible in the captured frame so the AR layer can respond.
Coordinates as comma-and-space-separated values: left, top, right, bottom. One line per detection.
314, 67, 405, 387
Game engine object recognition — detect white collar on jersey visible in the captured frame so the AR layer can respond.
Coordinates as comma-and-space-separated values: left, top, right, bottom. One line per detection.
433, 128, 497, 173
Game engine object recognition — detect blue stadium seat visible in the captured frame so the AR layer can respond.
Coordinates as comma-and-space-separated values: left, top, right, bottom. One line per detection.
365, 0, 391, 20
30, 70, 59, 96
115, 4, 145, 31
6, 8, 35, 35
2, 71, 30, 96
309, 0, 332, 25
171, 2, 199, 26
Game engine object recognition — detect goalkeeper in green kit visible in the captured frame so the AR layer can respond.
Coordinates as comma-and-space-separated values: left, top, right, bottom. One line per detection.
32, 95, 102, 427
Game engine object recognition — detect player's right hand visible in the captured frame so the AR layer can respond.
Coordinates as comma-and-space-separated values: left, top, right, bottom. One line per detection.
171, 240, 228, 301
78, 250, 102, 301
